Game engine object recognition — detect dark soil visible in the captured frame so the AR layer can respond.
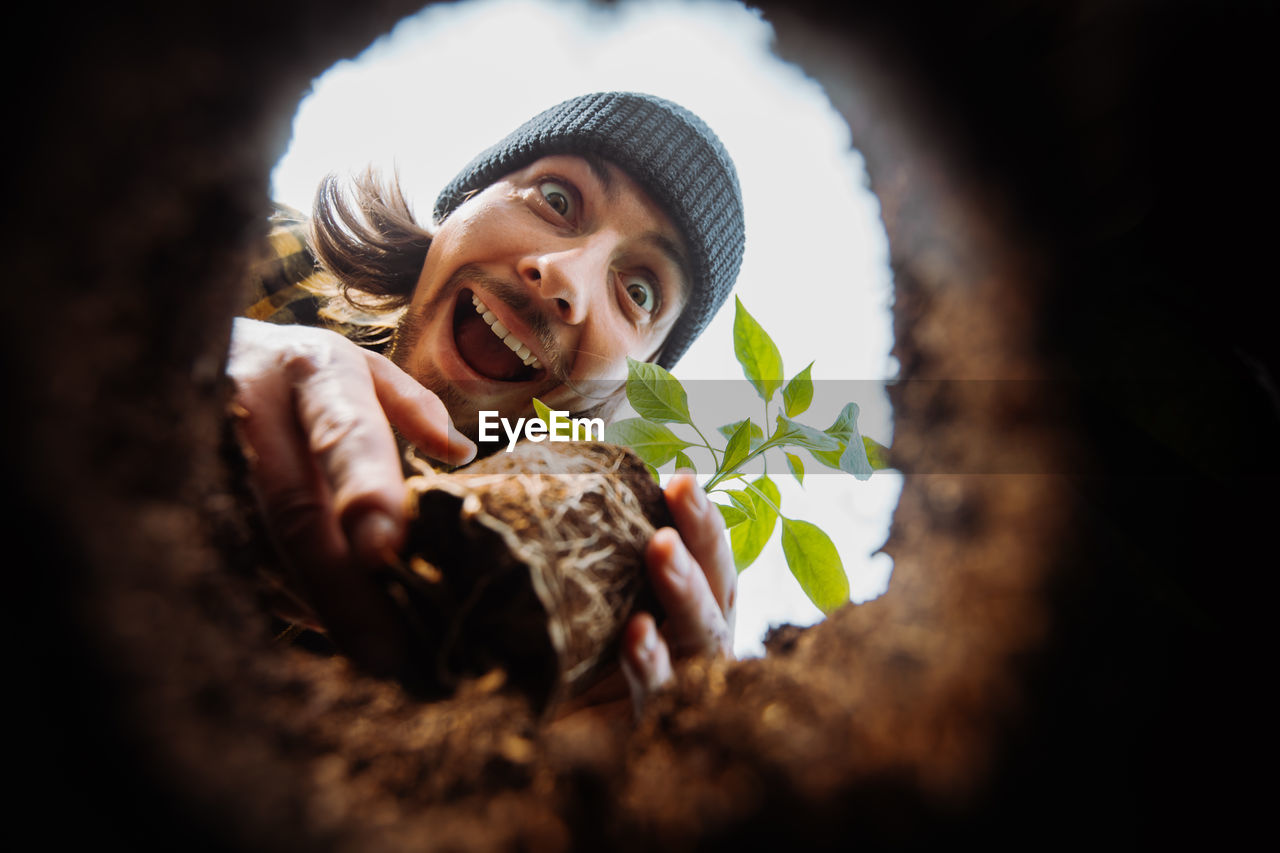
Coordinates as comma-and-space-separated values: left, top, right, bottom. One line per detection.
9, 1, 1273, 850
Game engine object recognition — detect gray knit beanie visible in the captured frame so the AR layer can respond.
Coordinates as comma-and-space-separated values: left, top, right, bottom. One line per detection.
433, 92, 745, 370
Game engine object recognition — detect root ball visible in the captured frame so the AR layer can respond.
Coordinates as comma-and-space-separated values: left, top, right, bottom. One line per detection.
382, 441, 671, 712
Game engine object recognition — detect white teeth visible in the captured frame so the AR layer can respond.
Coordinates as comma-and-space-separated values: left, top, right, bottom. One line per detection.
470, 291, 543, 371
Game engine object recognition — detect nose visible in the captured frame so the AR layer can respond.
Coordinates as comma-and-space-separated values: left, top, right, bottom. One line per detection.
517, 237, 611, 325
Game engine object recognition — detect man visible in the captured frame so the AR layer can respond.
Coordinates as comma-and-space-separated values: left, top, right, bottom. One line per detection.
228, 92, 744, 711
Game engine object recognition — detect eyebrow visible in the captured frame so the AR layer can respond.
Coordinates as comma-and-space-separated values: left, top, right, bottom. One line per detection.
580, 152, 616, 200
643, 230, 693, 303
573, 155, 691, 304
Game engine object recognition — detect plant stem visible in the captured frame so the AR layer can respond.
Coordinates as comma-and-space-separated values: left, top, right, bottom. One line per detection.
690, 423, 721, 470
705, 403, 776, 491
706, 432, 788, 491
737, 475, 785, 518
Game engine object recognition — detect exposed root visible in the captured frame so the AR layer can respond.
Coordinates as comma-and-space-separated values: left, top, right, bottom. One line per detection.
387, 441, 671, 712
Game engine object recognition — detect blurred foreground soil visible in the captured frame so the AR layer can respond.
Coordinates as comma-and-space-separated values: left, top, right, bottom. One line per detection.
7, 2, 1273, 849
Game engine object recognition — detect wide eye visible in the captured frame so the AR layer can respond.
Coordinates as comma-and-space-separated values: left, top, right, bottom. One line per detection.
625, 276, 657, 313
538, 180, 575, 219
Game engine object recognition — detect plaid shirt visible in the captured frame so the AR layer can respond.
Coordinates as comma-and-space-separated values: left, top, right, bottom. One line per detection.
243, 204, 331, 326
243, 203, 390, 349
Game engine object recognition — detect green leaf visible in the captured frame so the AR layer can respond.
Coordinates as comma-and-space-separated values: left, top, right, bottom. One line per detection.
733, 297, 784, 403
604, 418, 692, 467
730, 475, 781, 573
782, 362, 815, 418
673, 450, 696, 474
716, 502, 750, 529
863, 436, 891, 470
724, 489, 757, 520
811, 444, 843, 470
822, 402, 861, 443
780, 519, 850, 614
644, 462, 661, 484
838, 437, 874, 480
785, 452, 805, 485
770, 414, 841, 453
625, 357, 693, 424
811, 403, 872, 478
718, 419, 764, 450
720, 420, 755, 475
531, 397, 553, 429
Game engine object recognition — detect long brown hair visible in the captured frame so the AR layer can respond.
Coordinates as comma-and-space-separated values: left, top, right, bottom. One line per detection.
306, 167, 434, 345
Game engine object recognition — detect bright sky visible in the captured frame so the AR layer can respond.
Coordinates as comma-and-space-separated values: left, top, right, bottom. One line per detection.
271, 0, 902, 657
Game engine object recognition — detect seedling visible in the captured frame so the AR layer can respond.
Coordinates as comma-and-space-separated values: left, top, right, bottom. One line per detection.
601, 296, 891, 614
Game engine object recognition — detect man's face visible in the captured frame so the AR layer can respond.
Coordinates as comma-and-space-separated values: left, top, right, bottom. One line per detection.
390, 154, 690, 437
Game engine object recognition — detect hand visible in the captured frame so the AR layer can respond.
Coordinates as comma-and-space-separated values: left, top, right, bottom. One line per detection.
620, 471, 736, 711
226, 318, 476, 676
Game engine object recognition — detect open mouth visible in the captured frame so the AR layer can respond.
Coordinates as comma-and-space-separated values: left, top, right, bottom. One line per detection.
452, 289, 545, 383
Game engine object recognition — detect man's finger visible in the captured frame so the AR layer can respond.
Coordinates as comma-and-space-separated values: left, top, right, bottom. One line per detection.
267, 475, 416, 679
664, 472, 736, 620
620, 611, 673, 714
645, 527, 733, 658
233, 386, 414, 677
228, 321, 419, 675
288, 348, 410, 567
364, 351, 477, 467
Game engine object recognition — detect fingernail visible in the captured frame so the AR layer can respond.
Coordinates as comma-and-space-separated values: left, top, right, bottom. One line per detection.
351, 510, 399, 564
686, 481, 706, 512
642, 621, 659, 653
448, 424, 477, 464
